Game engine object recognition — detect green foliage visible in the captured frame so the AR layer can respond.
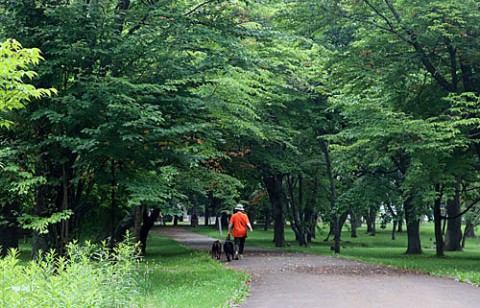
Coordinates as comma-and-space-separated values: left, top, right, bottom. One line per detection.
0, 39, 56, 128
0, 237, 141, 307
126, 167, 179, 206
17, 210, 73, 234
0, 0, 274, 248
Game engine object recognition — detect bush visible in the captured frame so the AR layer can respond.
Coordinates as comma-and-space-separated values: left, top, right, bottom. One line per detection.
0, 238, 141, 307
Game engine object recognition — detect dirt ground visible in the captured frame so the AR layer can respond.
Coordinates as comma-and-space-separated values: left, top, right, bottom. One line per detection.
157, 227, 480, 308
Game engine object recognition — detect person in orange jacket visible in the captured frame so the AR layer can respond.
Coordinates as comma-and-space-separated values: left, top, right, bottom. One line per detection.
228, 204, 253, 260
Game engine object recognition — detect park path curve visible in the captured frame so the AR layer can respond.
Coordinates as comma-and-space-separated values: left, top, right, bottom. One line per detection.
157, 227, 480, 308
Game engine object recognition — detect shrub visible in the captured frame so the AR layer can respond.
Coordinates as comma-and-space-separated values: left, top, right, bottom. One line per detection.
0, 238, 141, 307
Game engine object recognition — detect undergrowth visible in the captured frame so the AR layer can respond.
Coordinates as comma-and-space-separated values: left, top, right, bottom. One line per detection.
0, 239, 141, 307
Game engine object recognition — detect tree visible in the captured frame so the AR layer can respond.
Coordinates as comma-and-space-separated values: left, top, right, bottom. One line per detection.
0, 0, 270, 256
321, 0, 480, 254
0, 38, 55, 256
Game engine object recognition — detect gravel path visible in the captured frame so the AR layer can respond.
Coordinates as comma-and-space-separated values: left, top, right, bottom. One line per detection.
157, 227, 480, 308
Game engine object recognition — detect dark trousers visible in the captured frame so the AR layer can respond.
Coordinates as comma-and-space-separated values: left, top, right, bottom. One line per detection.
234, 237, 246, 254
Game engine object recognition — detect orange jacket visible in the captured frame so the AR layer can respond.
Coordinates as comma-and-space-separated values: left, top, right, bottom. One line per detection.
229, 212, 250, 238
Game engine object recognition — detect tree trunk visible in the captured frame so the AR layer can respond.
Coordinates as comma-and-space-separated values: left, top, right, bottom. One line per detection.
310, 214, 318, 239
365, 208, 377, 235
464, 221, 475, 237
350, 210, 358, 238
210, 197, 222, 228
110, 206, 136, 248
191, 214, 198, 228
461, 222, 474, 249
133, 204, 145, 244
191, 194, 199, 228
433, 185, 444, 257
404, 197, 422, 254
397, 219, 403, 232
445, 177, 463, 251
324, 225, 334, 242
60, 164, 70, 256
0, 204, 19, 257
221, 212, 229, 230
285, 175, 310, 246
204, 202, 210, 226
263, 174, 285, 247
263, 208, 270, 231
391, 220, 397, 240
32, 232, 48, 260
338, 211, 348, 235
320, 139, 340, 253
32, 180, 50, 259
110, 160, 117, 239
139, 208, 161, 254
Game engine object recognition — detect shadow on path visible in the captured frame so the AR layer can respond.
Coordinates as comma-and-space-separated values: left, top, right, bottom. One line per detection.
157, 226, 480, 308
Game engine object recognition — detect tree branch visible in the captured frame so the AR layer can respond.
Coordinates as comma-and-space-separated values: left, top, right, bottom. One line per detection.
441, 196, 480, 220
360, 0, 455, 92
444, 36, 458, 92
185, 0, 218, 16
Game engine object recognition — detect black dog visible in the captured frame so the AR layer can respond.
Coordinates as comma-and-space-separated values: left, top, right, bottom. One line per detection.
223, 240, 234, 262
211, 240, 222, 260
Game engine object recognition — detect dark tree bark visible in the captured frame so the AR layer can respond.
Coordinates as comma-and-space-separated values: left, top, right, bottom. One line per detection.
464, 221, 476, 238
385, 204, 398, 240
397, 219, 404, 232
204, 202, 210, 226
445, 177, 463, 251
0, 203, 19, 257
191, 214, 199, 227
320, 139, 340, 253
191, 194, 199, 227
391, 220, 397, 240
350, 210, 358, 238
285, 175, 315, 246
110, 160, 118, 239
393, 149, 420, 254
404, 197, 422, 254
462, 221, 475, 248
60, 163, 70, 256
263, 207, 271, 231
338, 211, 349, 235
134, 204, 145, 244
110, 206, 136, 249
324, 225, 334, 242
209, 197, 221, 228
214, 216, 219, 228
365, 208, 377, 235
310, 214, 318, 239
221, 212, 229, 230
263, 174, 285, 247
433, 185, 445, 257
139, 208, 161, 254
32, 167, 51, 259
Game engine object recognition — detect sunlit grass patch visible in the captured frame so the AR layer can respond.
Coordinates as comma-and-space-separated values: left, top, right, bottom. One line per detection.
139, 234, 249, 308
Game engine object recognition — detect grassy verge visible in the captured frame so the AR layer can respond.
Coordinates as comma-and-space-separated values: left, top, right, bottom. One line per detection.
189, 223, 480, 286
139, 233, 249, 307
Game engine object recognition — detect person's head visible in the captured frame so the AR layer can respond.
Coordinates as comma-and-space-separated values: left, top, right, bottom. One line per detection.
234, 204, 245, 213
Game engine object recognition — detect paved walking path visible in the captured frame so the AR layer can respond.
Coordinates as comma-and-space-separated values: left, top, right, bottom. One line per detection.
157, 227, 480, 308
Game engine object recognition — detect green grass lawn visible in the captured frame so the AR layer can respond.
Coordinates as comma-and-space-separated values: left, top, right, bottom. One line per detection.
189, 223, 480, 286
139, 233, 249, 308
